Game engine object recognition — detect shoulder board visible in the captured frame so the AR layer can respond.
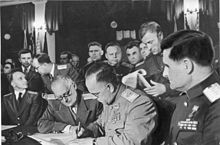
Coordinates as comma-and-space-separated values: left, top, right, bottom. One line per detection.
121, 89, 140, 103
203, 83, 220, 103
82, 93, 97, 100
121, 62, 133, 68
57, 64, 67, 70
3, 93, 13, 97
27, 91, 38, 95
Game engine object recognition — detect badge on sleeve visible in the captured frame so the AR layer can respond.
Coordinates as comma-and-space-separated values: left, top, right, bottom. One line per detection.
203, 83, 220, 103
121, 89, 139, 102
57, 64, 67, 70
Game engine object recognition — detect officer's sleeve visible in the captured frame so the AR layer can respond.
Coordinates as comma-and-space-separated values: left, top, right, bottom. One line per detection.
25, 93, 42, 126
85, 109, 106, 138
67, 65, 79, 82
202, 100, 220, 145
97, 96, 158, 145
37, 103, 68, 133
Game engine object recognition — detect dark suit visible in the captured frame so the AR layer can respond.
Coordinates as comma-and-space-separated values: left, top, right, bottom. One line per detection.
2, 90, 42, 126
42, 64, 79, 93
37, 91, 103, 133
19, 66, 44, 92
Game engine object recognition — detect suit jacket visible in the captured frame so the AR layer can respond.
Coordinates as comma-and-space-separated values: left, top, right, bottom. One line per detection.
19, 66, 44, 92
37, 91, 103, 133
2, 90, 42, 126
42, 64, 79, 93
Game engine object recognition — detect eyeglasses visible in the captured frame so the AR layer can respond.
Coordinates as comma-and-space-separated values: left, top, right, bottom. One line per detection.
56, 88, 72, 101
35, 65, 41, 71
90, 84, 108, 97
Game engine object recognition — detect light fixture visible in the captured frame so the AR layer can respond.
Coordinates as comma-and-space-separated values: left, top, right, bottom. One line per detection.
33, 21, 46, 30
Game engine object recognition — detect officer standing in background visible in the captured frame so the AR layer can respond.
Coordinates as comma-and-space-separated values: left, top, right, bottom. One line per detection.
161, 30, 220, 145
104, 41, 132, 80
32, 53, 80, 94
18, 49, 44, 92
75, 62, 158, 145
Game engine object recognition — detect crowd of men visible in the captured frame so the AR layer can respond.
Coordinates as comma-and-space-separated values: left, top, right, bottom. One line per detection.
1, 21, 220, 145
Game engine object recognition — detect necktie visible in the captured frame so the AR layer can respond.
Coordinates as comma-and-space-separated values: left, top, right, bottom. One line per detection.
24, 67, 28, 74
18, 93, 22, 106
49, 74, 53, 81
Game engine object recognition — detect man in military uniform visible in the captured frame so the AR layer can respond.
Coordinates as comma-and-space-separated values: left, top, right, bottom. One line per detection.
32, 53, 80, 94
37, 75, 103, 134
161, 30, 220, 145
104, 41, 132, 80
78, 41, 104, 92
75, 62, 158, 145
2, 70, 42, 126
138, 21, 179, 101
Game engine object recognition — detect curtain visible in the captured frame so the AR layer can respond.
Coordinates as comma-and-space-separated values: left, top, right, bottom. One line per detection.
45, 1, 63, 35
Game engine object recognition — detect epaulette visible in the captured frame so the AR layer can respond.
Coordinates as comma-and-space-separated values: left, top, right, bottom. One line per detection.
57, 64, 67, 70
3, 93, 12, 97
121, 62, 133, 69
82, 93, 97, 100
121, 89, 140, 103
27, 90, 38, 95
203, 82, 220, 103
135, 60, 145, 67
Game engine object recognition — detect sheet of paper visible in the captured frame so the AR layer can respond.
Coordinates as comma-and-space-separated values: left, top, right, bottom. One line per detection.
29, 133, 76, 145
1, 125, 16, 131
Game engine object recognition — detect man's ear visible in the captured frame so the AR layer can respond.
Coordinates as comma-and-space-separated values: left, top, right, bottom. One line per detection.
72, 82, 77, 90
158, 32, 164, 41
183, 58, 194, 74
107, 83, 114, 93
11, 80, 15, 88
19, 58, 21, 63
105, 53, 108, 60
100, 50, 104, 56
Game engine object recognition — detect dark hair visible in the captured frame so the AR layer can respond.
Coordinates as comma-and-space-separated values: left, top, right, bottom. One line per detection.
161, 30, 214, 66
125, 40, 140, 51
18, 49, 33, 58
88, 41, 102, 49
71, 53, 79, 58
60, 51, 72, 60
139, 21, 162, 40
34, 53, 51, 64
4, 62, 15, 69
105, 42, 121, 52
9, 68, 23, 83
85, 62, 119, 87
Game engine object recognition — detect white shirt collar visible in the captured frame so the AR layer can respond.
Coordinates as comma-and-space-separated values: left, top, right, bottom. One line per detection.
22, 65, 31, 73
14, 90, 26, 100
50, 64, 55, 77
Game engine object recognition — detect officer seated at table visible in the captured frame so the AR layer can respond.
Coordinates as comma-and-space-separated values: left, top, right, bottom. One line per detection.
2, 69, 42, 126
37, 75, 103, 134
76, 62, 158, 145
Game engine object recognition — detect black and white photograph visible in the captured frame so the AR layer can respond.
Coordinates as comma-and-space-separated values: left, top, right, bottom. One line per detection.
1, 0, 220, 145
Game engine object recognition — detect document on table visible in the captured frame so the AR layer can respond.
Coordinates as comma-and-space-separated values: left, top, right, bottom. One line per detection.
29, 133, 76, 145
1, 125, 16, 131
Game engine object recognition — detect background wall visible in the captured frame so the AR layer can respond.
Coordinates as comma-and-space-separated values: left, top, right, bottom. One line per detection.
1, 0, 219, 68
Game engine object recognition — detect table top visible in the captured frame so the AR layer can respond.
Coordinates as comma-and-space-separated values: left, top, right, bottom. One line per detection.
1, 125, 93, 145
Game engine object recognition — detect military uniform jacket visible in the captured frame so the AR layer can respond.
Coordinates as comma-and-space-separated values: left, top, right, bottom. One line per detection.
87, 84, 158, 145
2, 90, 42, 126
37, 91, 103, 133
166, 72, 220, 145
135, 54, 180, 100
19, 66, 44, 92
42, 64, 79, 93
